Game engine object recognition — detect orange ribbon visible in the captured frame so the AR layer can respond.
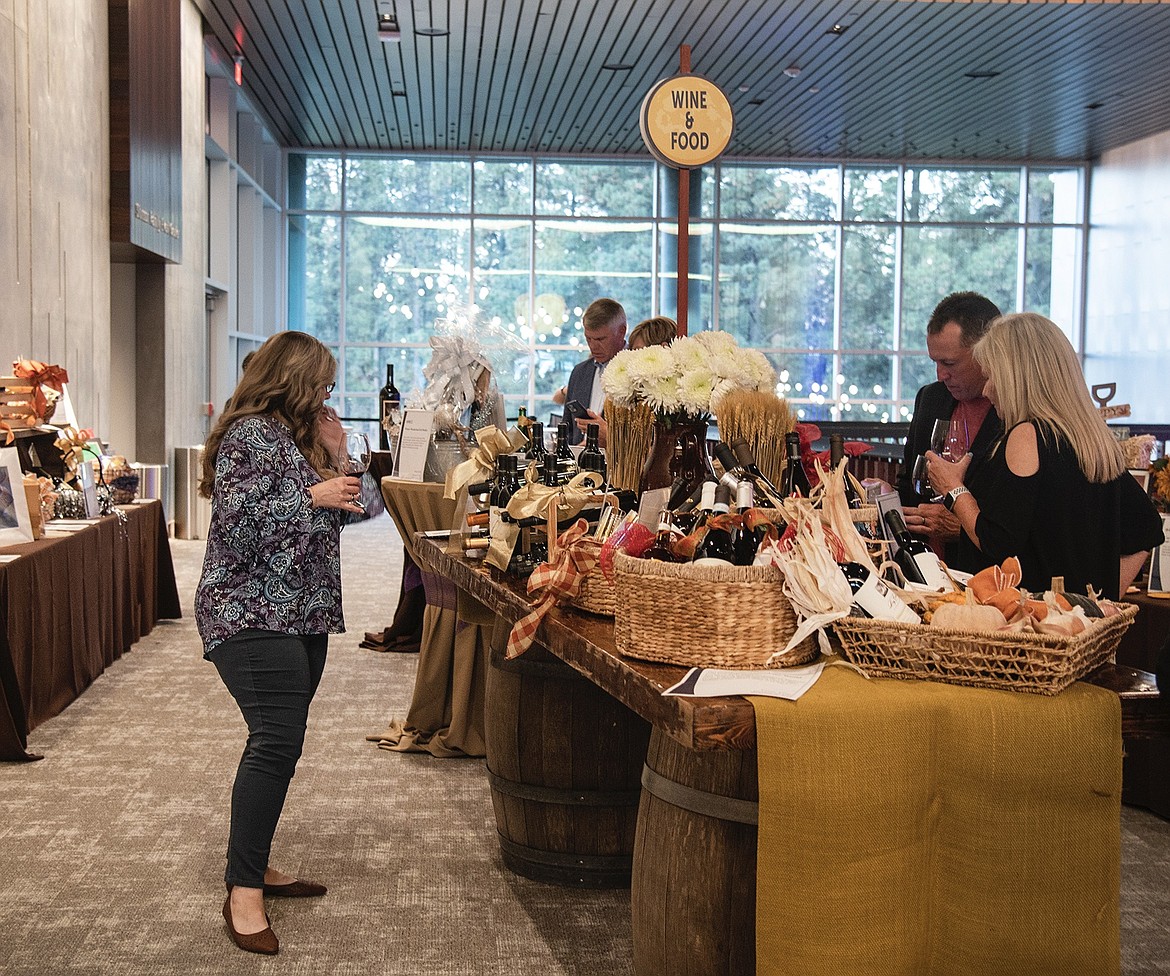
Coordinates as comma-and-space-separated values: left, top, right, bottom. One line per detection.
505, 519, 601, 659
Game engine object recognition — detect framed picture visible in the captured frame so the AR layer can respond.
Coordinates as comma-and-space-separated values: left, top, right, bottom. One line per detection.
76, 458, 101, 518
0, 447, 34, 546
1129, 468, 1151, 492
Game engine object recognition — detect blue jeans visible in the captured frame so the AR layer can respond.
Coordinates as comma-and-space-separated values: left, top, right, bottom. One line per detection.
210, 629, 328, 889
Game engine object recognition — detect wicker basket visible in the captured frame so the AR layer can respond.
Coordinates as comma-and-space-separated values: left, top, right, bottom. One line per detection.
612, 550, 818, 669
832, 603, 1138, 696
570, 570, 616, 617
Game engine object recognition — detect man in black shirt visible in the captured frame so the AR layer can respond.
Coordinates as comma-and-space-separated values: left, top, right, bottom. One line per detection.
897, 291, 1003, 570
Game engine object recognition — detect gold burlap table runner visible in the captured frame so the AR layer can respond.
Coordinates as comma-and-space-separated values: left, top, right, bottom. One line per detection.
751, 666, 1121, 976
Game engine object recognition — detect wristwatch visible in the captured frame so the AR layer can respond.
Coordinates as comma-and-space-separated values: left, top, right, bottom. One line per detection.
943, 485, 970, 511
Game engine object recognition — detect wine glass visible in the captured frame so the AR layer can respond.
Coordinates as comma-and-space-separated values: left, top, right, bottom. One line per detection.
911, 454, 939, 504
340, 432, 371, 507
928, 419, 949, 456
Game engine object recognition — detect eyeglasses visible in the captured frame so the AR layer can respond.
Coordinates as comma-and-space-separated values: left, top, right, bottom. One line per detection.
324, 382, 336, 394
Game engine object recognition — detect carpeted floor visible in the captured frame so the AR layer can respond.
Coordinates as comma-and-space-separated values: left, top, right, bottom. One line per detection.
1, 515, 1168, 974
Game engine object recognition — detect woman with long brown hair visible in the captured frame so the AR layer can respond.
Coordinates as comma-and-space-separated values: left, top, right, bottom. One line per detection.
196, 331, 369, 954
927, 312, 1162, 598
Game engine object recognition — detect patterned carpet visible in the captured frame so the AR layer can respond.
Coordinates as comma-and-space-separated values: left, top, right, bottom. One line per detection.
0, 515, 1167, 974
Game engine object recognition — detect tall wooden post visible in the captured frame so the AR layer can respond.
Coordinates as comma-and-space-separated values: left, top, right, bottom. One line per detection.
677, 45, 690, 336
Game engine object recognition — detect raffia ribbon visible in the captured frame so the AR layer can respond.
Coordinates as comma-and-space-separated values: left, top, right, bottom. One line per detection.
505, 519, 601, 658
443, 424, 526, 500
484, 467, 604, 571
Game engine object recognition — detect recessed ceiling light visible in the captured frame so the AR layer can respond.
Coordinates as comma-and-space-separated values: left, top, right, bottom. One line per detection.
601, 63, 634, 71
826, 23, 847, 36
783, 65, 801, 78
738, 85, 750, 93
964, 70, 1000, 79
416, 26, 449, 37
808, 86, 820, 94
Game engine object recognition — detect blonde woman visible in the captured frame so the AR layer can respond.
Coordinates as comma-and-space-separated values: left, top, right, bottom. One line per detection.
197, 331, 373, 954
627, 315, 678, 350
926, 313, 1162, 598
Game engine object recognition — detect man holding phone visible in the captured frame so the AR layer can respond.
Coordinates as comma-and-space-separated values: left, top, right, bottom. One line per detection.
552, 298, 627, 445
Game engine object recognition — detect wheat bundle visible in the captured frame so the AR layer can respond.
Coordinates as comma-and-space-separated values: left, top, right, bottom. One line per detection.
713, 389, 795, 486
604, 398, 655, 490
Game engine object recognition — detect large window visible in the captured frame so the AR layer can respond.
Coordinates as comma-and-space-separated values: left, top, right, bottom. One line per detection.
287, 154, 1085, 429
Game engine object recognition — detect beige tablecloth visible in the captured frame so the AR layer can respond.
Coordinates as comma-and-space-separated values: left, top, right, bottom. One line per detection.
370, 478, 489, 758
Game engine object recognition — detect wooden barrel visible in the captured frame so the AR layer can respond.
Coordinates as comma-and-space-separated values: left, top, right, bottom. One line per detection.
485, 639, 651, 888
632, 727, 759, 976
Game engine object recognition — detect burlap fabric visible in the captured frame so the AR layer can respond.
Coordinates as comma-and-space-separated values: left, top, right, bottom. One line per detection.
751, 666, 1121, 975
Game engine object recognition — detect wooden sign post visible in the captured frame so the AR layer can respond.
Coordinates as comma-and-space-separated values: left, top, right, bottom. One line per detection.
639, 46, 733, 335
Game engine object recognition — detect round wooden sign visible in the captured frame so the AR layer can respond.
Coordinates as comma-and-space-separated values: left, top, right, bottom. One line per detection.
639, 73, 734, 169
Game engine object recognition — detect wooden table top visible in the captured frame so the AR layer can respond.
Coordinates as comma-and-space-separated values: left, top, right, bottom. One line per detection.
415, 537, 1169, 750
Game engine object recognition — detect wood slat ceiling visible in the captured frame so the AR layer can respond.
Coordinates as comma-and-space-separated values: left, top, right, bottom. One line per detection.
195, 0, 1170, 161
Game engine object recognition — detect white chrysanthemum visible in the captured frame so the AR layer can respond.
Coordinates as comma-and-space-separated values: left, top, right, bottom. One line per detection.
744, 349, 776, 389
670, 335, 709, 372
641, 374, 682, 413
677, 368, 716, 415
625, 345, 677, 386
706, 351, 749, 387
708, 378, 740, 412
694, 330, 739, 357
600, 349, 639, 404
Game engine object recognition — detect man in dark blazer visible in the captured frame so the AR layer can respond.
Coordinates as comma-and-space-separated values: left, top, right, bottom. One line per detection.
898, 291, 1003, 569
553, 298, 627, 444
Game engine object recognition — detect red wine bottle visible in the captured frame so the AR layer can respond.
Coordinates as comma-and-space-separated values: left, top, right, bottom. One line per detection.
377, 363, 401, 451
693, 483, 735, 564
779, 432, 812, 498
883, 508, 951, 590
839, 561, 920, 623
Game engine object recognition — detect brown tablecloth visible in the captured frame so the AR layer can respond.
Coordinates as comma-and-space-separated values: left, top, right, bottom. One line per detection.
371, 478, 489, 758
0, 500, 182, 761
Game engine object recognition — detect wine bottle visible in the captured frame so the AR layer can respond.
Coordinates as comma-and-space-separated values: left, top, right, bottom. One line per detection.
525, 421, 548, 463
830, 433, 874, 538
578, 423, 607, 485
779, 432, 812, 498
377, 363, 401, 451
839, 561, 920, 623
732, 481, 762, 566
883, 508, 952, 591
555, 422, 577, 482
489, 454, 518, 534
645, 510, 680, 562
728, 440, 781, 505
541, 453, 560, 488
694, 483, 736, 564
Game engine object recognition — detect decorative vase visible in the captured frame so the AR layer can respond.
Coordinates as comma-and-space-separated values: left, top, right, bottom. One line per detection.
638, 415, 717, 499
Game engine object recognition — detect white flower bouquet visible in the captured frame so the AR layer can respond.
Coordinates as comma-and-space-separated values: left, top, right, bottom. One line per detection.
601, 331, 775, 422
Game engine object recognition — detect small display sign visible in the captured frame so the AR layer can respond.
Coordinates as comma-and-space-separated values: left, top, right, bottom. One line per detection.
639, 73, 734, 169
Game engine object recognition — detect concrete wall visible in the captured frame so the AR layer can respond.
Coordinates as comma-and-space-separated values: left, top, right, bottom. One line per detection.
0, 0, 111, 433
1, 0, 209, 513
1085, 129, 1170, 424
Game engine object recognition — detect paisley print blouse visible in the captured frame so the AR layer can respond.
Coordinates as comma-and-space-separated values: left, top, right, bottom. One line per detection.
195, 415, 347, 656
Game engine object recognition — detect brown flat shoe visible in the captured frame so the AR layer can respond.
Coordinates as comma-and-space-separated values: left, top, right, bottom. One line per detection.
222, 893, 279, 955
263, 878, 327, 897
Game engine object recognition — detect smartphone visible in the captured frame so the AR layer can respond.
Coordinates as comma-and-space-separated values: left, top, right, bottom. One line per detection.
564, 399, 589, 422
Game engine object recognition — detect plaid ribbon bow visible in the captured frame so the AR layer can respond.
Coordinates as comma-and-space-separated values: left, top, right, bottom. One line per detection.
505, 519, 601, 659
